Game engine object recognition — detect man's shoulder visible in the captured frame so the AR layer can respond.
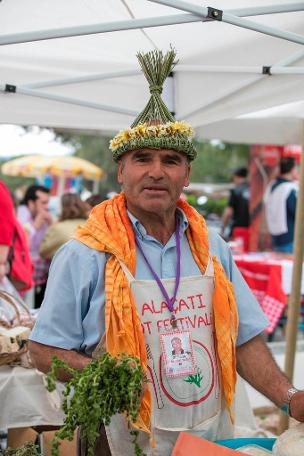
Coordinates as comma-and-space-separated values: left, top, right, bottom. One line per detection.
207, 226, 227, 250
55, 239, 107, 262
206, 226, 232, 269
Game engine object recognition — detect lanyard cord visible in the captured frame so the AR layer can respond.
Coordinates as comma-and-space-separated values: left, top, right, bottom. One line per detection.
135, 216, 181, 326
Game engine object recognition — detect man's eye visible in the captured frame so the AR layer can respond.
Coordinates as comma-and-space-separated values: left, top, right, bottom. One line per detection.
165, 159, 179, 165
135, 156, 149, 162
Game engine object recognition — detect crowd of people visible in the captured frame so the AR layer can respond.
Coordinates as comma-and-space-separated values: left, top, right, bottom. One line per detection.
221, 156, 299, 254
0, 181, 105, 308
0, 156, 299, 314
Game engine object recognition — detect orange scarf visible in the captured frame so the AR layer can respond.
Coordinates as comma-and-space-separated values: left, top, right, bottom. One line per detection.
74, 192, 238, 434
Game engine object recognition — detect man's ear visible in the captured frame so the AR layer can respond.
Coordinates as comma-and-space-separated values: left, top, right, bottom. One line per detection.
27, 200, 35, 213
117, 159, 123, 185
184, 163, 191, 188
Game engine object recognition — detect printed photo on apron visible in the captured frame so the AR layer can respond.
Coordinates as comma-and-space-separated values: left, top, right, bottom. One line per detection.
160, 329, 195, 378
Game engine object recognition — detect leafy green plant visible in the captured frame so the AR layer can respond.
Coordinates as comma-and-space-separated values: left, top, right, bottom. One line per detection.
200, 197, 228, 216
184, 368, 203, 388
46, 353, 146, 456
0, 442, 41, 456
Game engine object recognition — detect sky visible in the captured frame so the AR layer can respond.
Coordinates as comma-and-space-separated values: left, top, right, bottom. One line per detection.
0, 125, 74, 159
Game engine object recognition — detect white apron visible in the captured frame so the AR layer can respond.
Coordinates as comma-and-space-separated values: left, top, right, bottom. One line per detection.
103, 258, 234, 456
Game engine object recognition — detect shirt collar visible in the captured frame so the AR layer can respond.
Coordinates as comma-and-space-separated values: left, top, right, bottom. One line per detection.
127, 207, 189, 240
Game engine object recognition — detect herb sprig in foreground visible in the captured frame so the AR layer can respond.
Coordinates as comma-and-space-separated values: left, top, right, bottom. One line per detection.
46, 353, 146, 456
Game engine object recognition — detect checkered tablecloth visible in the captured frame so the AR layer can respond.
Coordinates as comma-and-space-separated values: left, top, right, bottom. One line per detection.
234, 258, 287, 333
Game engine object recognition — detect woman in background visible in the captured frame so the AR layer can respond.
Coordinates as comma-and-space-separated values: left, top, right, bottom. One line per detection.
40, 193, 87, 260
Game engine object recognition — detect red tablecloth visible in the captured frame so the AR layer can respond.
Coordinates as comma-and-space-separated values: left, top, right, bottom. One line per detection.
235, 258, 287, 334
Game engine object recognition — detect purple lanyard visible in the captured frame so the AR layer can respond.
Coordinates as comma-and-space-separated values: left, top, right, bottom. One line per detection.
135, 216, 181, 328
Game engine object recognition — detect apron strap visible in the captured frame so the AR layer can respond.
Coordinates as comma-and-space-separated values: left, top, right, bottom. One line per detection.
118, 257, 215, 282
204, 256, 214, 277
117, 257, 135, 284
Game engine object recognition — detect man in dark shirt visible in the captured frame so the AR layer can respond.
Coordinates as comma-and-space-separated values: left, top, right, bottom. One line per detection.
221, 167, 250, 239
264, 157, 298, 254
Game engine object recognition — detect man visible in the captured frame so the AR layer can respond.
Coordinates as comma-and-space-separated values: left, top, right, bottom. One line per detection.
264, 157, 298, 253
17, 185, 52, 307
29, 50, 304, 456
171, 337, 185, 356
221, 167, 250, 242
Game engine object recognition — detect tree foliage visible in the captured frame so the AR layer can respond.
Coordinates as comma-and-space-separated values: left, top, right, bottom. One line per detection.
55, 131, 120, 193
57, 132, 250, 188
190, 140, 250, 183
0, 128, 250, 196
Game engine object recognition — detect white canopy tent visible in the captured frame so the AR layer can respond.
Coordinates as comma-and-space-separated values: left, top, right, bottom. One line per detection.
0, 0, 304, 133
197, 100, 304, 145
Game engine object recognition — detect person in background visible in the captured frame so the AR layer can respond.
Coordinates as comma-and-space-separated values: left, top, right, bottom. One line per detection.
84, 192, 108, 216
0, 181, 15, 283
40, 193, 88, 260
17, 185, 52, 308
0, 181, 33, 292
264, 157, 298, 254
221, 167, 250, 240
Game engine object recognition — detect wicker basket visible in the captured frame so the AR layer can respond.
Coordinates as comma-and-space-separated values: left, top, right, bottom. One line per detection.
0, 290, 35, 367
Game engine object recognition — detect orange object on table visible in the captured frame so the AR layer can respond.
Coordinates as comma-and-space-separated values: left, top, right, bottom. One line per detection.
172, 432, 248, 456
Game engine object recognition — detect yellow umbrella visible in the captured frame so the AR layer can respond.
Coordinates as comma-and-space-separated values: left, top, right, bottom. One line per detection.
1, 155, 103, 180
1, 155, 49, 177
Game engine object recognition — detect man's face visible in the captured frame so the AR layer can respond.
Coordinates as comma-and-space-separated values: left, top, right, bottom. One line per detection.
233, 175, 244, 185
117, 148, 191, 218
172, 337, 182, 352
291, 165, 299, 181
28, 190, 49, 217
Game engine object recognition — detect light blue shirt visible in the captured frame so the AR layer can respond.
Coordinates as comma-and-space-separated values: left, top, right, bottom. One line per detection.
30, 210, 269, 354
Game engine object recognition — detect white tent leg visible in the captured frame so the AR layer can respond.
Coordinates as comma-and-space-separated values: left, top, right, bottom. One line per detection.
92, 180, 99, 194
150, 0, 304, 45
279, 126, 304, 432
57, 176, 66, 197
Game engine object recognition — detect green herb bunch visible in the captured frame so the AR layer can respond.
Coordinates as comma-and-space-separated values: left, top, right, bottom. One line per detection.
0, 442, 41, 456
46, 353, 146, 456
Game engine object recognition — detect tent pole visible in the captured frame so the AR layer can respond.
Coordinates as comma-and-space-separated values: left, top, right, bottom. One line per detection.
92, 180, 99, 194
1, 3, 304, 46
22, 69, 141, 90
150, 0, 304, 46
0, 14, 203, 45
21, 63, 304, 94
13, 87, 137, 117
279, 124, 304, 433
22, 62, 304, 93
176, 65, 304, 75
228, 3, 304, 16
178, 49, 304, 120
277, 48, 304, 66
57, 176, 66, 198
271, 67, 304, 74
179, 76, 264, 120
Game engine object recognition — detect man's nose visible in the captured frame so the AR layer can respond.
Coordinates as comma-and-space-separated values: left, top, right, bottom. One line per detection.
148, 160, 164, 179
